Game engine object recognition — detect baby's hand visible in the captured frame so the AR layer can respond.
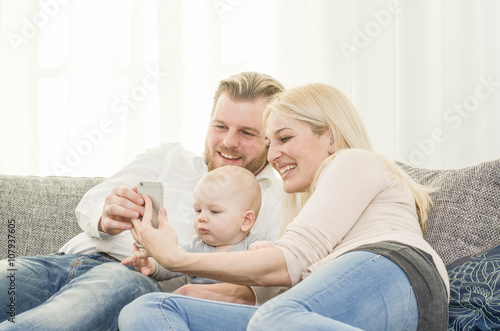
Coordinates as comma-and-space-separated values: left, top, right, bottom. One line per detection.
121, 255, 156, 276
249, 240, 276, 251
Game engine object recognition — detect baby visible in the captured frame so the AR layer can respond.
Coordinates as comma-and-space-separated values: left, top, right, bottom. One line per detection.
123, 165, 264, 284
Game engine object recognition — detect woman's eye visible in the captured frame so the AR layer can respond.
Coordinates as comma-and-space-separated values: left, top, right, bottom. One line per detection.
279, 136, 291, 143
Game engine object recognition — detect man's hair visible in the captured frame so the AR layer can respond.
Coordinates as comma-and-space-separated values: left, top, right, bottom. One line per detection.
211, 72, 284, 117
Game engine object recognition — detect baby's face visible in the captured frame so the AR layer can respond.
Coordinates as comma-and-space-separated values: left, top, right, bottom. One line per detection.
192, 183, 248, 247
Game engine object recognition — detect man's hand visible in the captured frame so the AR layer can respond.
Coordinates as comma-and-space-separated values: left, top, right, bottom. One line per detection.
121, 255, 156, 276
99, 186, 145, 235
174, 283, 257, 305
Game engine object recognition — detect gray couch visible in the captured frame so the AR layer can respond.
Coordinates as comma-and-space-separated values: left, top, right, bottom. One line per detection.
1, 159, 499, 330
0, 175, 104, 259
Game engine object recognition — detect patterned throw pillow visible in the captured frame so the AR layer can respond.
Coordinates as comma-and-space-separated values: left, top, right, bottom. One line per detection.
446, 245, 500, 331
396, 160, 500, 330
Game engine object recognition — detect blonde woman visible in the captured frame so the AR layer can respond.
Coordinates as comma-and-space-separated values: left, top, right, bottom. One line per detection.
119, 83, 449, 330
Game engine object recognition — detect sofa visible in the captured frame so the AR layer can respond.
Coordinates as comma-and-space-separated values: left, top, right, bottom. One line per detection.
1, 159, 499, 330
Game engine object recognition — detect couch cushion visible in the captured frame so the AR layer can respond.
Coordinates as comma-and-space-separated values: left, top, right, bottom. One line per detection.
0, 175, 104, 259
397, 159, 500, 265
446, 244, 500, 330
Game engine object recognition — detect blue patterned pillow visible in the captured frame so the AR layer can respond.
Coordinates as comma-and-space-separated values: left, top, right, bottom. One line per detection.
447, 245, 500, 330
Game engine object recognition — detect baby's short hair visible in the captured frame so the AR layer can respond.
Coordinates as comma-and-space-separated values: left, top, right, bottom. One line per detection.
199, 166, 262, 219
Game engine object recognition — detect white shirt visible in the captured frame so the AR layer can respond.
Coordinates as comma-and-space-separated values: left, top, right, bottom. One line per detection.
61, 143, 284, 261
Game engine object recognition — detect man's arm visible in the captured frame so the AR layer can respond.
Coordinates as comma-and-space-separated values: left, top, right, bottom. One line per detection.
75, 145, 168, 238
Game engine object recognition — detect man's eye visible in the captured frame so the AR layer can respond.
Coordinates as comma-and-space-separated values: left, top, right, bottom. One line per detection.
214, 125, 227, 130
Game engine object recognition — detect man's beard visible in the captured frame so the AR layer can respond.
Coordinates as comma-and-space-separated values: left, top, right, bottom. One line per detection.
204, 145, 268, 175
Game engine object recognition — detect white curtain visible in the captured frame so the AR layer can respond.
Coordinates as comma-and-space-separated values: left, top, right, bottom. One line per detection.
1, 0, 499, 177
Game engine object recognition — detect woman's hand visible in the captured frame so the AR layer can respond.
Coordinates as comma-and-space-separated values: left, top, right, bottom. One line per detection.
249, 240, 276, 251
130, 195, 183, 267
121, 256, 156, 276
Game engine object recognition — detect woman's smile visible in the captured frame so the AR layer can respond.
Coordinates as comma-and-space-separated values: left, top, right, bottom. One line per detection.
266, 111, 333, 193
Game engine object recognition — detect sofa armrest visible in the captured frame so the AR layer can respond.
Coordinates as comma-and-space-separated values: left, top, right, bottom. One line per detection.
0, 175, 104, 259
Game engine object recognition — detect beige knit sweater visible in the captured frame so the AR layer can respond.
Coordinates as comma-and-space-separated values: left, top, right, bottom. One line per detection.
276, 149, 450, 295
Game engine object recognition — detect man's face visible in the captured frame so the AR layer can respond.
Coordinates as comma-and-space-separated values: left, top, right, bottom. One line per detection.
204, 93, 268, 175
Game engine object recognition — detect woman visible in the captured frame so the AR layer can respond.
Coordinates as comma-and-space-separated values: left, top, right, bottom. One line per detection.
119, 83, 449, 330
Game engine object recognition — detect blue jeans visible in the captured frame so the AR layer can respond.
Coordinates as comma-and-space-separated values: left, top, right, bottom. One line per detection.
118, 251, 419, 331
0, 253, 161, 331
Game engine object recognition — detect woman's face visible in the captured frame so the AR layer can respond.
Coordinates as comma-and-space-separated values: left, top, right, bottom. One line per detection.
266, 110, 334, 193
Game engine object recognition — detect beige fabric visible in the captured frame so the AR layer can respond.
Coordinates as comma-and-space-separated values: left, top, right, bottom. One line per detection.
276, 149, 449, 293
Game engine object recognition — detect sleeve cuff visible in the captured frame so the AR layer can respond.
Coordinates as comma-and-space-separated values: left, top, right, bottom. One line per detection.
250, 286, 288, 306
151, 259, 161, 279
89, 202, 107, 239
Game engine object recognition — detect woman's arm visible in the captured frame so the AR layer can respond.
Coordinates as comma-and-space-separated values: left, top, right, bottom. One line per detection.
276, 149, 393, 285
131, 196, 291, 287
174, 283, 257, 305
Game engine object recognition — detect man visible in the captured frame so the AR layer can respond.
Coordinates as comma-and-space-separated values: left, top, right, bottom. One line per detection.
0, 72, 285, 330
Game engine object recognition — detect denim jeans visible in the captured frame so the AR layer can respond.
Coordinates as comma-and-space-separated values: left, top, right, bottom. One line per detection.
118, 251, 418, 331
0, 253, 161, 331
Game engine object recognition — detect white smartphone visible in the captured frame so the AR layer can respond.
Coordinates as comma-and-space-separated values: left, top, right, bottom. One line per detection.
137, 180, 164, 229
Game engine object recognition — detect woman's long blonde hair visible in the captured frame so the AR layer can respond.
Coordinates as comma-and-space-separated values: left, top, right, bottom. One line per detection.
265, 83, 433, 236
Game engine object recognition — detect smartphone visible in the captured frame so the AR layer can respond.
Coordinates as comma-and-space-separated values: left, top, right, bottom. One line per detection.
137, 180, 164, 229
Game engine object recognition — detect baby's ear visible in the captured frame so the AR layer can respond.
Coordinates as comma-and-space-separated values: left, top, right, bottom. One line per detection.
241, 211, 256, 232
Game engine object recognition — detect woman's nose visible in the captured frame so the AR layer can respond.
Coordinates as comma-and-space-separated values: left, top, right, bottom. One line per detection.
267, 143, 281, 164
